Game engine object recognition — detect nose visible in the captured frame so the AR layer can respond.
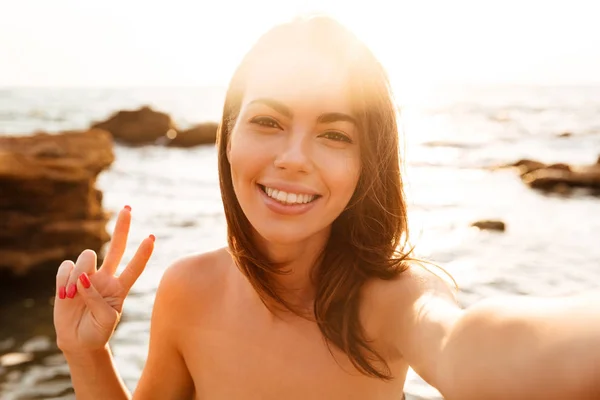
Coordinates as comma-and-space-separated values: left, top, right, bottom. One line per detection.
273, 131, 313, 173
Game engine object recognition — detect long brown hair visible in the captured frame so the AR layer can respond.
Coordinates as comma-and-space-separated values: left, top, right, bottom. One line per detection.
216, 15, 412, 380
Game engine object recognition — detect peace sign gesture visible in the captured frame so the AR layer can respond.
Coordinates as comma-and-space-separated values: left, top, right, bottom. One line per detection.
53, 206, 155, 354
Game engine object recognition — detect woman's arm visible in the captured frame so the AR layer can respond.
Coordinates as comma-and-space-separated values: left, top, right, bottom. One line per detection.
375, 266, 600, 400
63, 345, 130, 399
62, 258, 195, 400
438, 292, 600, 400
132, 258, 196, 399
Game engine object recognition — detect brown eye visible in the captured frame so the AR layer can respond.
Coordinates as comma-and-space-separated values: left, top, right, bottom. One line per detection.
320, 131, 353, 143
250, 116, 281, 129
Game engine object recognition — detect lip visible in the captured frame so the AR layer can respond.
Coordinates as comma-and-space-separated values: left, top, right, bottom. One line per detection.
257, 184, 320, 216
258, 181, 321, 196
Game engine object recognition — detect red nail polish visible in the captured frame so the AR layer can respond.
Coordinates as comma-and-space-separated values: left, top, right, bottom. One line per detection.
149, 234, 155, 242
124, 205, 132, 212
66, 283, 77, 298
79, 273, 91, 289
58, 286, 66, 299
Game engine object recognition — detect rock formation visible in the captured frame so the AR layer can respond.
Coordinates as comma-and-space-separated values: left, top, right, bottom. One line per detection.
91, 106, 219, 147
0, 129, 114, 276
506, 157, 600, 193
91, 106, 176, 145
165, 122, 219, 147
471, 220, 506, 231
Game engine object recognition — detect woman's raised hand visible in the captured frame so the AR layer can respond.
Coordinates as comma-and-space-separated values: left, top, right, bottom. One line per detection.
53, 206, 155, 354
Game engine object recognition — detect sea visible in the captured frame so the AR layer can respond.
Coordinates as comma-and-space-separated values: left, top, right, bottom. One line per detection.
1, 85, 599, 399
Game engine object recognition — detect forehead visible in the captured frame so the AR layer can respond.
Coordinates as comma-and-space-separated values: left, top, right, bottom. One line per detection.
242, 47, 353, 113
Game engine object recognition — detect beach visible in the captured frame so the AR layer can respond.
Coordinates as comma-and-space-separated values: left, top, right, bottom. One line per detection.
1, 85, 599, 399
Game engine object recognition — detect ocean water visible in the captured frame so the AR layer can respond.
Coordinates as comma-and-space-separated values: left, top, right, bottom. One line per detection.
1, 85, 600, 399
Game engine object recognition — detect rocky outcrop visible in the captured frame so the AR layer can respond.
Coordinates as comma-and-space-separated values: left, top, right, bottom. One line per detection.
471, 220, 506, 231
0, 129, 114, 275
509, 159, 569, 176
91, 106, 219, 147
164, 122, 219, 147
91, 106, 176, 145
523, 165, 600, 191
505, 157, 600, 193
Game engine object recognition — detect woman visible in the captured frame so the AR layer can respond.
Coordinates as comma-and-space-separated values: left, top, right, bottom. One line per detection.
53, 16, 600, 400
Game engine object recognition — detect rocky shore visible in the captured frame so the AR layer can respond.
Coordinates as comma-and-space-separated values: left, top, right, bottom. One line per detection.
505, 156, 600, 193
0, 129, 114, 276
0, 106, 221, 279
91, 105, 218, 147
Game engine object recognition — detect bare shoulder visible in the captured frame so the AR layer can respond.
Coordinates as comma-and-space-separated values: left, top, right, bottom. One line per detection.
155, 247, 233, 308
362, 261, 458, 312
160, 247, 232, 285
360, 262, 461, 355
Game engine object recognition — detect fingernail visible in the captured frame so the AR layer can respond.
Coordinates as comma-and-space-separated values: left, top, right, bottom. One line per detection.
124, 205, 132, 212
58, 286, 66, 299
149, 234, 155, 242
79, 273, 91, 289
66, 283, 77, 298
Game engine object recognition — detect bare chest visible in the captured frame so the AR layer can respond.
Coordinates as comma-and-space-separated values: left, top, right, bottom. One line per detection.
180, 301, 406, 400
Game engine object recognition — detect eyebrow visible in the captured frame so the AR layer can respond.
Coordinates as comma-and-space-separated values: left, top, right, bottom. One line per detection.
248, 98, 357, 126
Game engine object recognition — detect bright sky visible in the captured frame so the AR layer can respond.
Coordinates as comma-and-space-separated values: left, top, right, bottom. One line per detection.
1, 0, 599, 88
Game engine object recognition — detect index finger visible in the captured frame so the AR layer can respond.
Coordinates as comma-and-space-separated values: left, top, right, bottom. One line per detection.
101, 205, 132, 275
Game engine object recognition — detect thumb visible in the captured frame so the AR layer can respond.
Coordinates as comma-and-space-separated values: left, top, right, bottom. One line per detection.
76, 273, 118, 329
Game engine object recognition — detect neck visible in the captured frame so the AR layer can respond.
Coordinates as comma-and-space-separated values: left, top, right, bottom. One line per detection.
252, 227, 330, 313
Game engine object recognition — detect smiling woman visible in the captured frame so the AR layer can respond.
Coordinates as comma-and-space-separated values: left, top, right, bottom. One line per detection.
218, 15, 411, 381
52, 13, 600, 400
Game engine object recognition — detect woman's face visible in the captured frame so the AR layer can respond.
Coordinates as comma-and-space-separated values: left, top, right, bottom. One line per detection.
227, 46, 361, 245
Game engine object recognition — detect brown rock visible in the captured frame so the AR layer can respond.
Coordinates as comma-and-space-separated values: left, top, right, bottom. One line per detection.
0, 129, 113, 179
557, 132, 572, 138
546, 163, 571, 172
471, 220, 506, 231
552, 183, 572, 195
0, 129, 113, 275
91, 106, 176, 145
511, 159, 547, 176
165, 122, 219, 147
522, 163, 600, 191
508, 156, 600, 194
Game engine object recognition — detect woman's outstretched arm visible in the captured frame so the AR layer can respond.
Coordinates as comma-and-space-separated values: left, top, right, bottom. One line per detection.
437, 291, 600, 400
373, 265, 600, 400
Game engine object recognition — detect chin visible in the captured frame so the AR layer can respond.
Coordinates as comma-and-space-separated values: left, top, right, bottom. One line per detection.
253, 224, 316, 246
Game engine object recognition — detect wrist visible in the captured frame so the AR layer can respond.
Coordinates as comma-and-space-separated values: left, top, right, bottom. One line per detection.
62, 344, 112, 363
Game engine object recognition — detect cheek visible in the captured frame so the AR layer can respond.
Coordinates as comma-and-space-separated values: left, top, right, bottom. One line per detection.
229, 133, 255, 171
322, 152, 361, 199
228, 133, 272, 187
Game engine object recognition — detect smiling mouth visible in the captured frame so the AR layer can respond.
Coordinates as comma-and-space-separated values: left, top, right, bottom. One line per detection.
258, 184, 321, 205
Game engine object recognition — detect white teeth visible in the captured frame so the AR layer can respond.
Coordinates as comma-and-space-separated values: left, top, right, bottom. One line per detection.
262, 186, 316, 205
276, 191, 287, 202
